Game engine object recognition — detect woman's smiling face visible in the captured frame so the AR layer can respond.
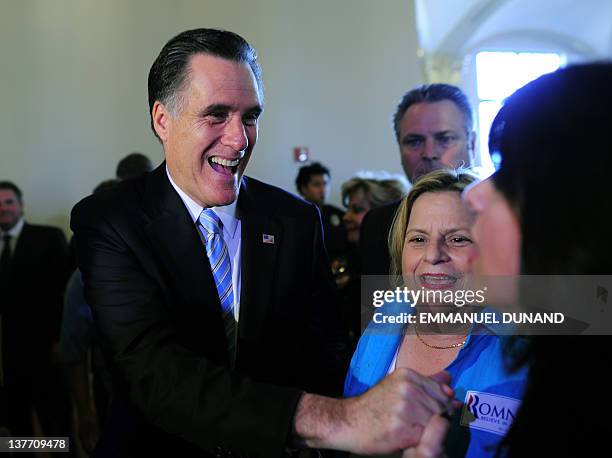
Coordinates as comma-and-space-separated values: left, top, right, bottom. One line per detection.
402, 191, 476, 293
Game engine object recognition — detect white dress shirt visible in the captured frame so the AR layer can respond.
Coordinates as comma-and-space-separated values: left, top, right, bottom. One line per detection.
166, 167, 242, 321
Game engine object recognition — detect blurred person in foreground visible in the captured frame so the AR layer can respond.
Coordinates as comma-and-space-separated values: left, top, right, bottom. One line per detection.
463, 62, 612, 457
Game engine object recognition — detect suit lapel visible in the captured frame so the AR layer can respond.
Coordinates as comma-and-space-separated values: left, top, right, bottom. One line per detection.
238, 177, 281, 343
142, 165, 225, 336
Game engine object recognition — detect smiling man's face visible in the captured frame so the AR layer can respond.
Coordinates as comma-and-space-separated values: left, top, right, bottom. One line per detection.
0, 188, 23, 231
153, 53, 263, 207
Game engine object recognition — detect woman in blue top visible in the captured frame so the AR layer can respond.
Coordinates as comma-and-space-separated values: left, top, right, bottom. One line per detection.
344, 169, 527, 458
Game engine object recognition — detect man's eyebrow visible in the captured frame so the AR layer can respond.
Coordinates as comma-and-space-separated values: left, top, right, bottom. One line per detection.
198, 104, 231, 117
244, 105, 263, 117
198, 104, 263, 117
402, 133, 425, 141
402, 130, 459, 140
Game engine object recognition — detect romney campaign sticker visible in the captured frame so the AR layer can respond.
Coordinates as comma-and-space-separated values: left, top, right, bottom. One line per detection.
460, 391, 521, 436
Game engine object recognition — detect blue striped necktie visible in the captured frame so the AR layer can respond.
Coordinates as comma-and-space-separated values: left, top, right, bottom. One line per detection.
198, 209, 236, 364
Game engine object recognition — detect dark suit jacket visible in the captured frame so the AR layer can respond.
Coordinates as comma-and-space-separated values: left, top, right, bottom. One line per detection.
70, 164, 347, 458
1, 222, 69, 383
320, 204, 347, 258
358, 201, 401, 276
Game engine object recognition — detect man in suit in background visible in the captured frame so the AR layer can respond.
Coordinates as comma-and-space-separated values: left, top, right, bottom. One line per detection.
71, 28, 454, 457
360, 84, 477, 276
115, 152, 154, 180
295, 162, 347, 262
0, 181, 72, 450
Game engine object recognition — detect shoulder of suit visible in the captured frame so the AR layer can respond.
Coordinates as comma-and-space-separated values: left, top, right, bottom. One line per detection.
22, 222, 65, 237
242, 175, 317, 218
71, 174, 147, 228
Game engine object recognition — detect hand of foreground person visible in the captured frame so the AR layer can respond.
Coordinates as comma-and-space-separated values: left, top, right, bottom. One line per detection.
402, 414, 450, 458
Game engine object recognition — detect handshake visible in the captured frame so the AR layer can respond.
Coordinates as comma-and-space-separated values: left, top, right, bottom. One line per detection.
294, 368, 456, 457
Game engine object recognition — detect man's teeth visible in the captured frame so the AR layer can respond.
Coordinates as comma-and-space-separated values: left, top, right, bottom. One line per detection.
211, 157, 240, 167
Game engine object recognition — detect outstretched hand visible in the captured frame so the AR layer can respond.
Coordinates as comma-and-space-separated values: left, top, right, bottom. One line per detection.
339, 368, 454, 455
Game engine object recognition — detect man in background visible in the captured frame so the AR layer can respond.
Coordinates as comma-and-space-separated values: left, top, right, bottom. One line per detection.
360, 84, 477, 276
0, 180, 72, 452
295, 161, 347, 261
115, 152, 154, 180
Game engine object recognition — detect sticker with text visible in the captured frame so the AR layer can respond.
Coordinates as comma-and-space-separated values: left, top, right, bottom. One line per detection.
461, 391, 521, 436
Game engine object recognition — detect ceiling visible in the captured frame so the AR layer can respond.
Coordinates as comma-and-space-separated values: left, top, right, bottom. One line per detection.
416, 0, 612, 59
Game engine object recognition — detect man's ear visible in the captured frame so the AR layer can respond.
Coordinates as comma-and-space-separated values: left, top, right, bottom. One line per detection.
152, 101, 172, 142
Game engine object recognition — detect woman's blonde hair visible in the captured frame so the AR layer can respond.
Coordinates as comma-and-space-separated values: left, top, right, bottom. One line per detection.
388, 168, 477, 277
341, 175, 408, 208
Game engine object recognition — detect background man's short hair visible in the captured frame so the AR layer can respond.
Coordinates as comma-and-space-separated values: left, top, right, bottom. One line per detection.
392, 83, 474, 142
116, 152, 154, 180
295, 162, 330, 194
0, 180, 23, 204
148, 28, 263, 141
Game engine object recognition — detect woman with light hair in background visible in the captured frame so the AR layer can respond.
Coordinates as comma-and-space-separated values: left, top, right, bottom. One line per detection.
341, 173, 408, 245
336, 173, 408, 349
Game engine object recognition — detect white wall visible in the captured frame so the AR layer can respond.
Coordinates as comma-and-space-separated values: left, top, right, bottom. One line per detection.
0, 0, 420, 234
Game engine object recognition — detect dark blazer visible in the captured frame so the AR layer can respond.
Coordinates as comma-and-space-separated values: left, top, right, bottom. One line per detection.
358, 200, 401, 276
70, 164, 347, 458
1, 222, 69, 380
320, 204, 347, 258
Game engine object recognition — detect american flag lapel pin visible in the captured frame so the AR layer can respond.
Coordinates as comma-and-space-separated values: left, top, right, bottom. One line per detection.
262, 234, 275, 244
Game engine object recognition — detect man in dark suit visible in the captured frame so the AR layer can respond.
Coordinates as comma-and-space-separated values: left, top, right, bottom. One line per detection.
360, 84, 478, 276
0, 181, 72, 446
294, 162, 347, 261
71, 29, 454, 457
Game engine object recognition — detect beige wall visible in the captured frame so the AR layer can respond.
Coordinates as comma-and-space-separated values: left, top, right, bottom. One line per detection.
0, 0, 420, 234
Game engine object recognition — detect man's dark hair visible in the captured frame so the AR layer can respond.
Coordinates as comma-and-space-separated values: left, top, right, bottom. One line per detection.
295, 162, 330, 195
0, 181, 23, 204
148, 28, 263, 140
392, 83, 474, 142
116, 153, 154, 180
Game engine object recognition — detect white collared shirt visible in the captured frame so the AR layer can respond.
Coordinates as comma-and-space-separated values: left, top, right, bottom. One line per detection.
0, 217, 25, 256
166, 167, 242, 321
